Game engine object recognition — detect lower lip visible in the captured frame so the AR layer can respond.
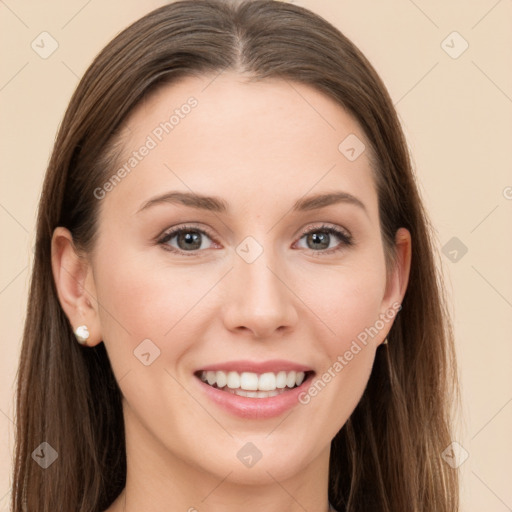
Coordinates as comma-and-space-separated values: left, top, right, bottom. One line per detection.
194, 373, 315, 419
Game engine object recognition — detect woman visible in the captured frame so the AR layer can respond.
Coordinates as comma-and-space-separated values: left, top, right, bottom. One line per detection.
12, 1, 460, 511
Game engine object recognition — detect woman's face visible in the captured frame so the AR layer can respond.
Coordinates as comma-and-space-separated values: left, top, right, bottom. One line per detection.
69, 72, 410, 485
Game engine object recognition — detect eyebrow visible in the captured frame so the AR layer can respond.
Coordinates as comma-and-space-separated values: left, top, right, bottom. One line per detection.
136, 191, 368, 216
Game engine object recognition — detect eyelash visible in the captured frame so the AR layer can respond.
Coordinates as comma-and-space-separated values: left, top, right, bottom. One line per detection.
157, 223, 354, 257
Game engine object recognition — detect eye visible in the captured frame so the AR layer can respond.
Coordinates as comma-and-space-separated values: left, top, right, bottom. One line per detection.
295, 224, 353, 255
157, 223, 353, 257
157, 225, 218, 256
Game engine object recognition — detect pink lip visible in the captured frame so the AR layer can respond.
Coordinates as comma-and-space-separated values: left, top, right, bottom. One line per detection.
196, 359, 313, 374
194, 371, 315, 419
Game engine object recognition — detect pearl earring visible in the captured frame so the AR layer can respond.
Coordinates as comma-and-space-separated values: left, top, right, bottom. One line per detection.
382, 337, 389, 345
74, 325, 90, 345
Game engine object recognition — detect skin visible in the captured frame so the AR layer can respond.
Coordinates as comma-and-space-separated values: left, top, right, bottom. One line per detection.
51, 71, 411, 512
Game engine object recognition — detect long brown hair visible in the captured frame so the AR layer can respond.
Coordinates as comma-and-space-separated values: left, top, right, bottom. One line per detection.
12, 1, 460, 510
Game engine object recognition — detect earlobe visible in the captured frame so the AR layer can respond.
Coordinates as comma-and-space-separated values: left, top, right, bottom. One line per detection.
51, 227, 102, 347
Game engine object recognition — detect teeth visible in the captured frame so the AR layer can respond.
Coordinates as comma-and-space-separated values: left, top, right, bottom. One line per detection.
206, 371, 216, 386
216, 371, 227, 388
276, 371, 287, 389
200, 370, 308, 392
224, 388, 284, 398
258, 372, 276, 391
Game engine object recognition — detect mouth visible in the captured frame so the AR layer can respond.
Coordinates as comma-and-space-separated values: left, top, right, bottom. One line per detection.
194, 369, 315, 399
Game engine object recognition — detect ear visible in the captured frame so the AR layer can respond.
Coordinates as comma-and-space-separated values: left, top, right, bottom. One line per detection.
377, 227, 412, 345
51, 226, 102, 347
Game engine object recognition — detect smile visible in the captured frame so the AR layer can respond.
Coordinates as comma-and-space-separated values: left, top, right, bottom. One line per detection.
194, 368, 316, 419
196, 370, 311, 398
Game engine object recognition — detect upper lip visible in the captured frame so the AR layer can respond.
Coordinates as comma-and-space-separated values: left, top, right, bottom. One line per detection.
195, 359, 314, 374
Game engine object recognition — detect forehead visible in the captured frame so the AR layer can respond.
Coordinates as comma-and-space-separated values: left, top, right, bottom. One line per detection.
102, 71, 378, 220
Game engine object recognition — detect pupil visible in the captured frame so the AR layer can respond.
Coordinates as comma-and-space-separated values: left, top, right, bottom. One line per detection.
309, 232, 329, 250
179, 232, 201, 250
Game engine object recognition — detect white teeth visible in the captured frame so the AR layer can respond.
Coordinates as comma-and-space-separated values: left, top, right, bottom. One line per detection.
286, 371, 297, 388
216, 371, 227, 388
276, 371, 287, 389
240, 372, 259, 391
224, 388, 284, 398
226, 371, 240, 389
258, 372, 276, 391
206, 371, 216, 386
199, 370, 309, 392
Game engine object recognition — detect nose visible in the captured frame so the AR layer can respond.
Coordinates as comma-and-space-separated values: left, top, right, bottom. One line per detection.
222, 248, 298, 339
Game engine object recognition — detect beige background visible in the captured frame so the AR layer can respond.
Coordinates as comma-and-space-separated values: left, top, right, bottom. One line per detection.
1, 0, 511, 510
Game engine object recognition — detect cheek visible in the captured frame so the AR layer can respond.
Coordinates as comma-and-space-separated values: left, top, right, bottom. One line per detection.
95, 244, 197, 333
301, 260, 386, 349
298, 268, 385, 427
93, 246, 220, 373
95, 262, 165, 337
